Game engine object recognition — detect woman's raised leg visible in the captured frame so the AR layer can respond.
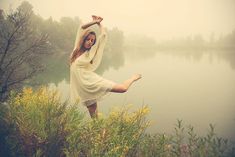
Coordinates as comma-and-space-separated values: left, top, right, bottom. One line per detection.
87, 74, 141, 118
110, 74, 141, 93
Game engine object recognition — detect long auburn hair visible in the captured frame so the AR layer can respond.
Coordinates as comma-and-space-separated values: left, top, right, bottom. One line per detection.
70, 30, 96, 65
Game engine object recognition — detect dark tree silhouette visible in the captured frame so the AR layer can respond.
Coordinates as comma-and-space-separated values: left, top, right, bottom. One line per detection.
0, 1, 50, 101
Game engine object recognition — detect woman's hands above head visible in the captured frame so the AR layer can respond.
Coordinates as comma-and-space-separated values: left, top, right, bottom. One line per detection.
81, 15, 103, 29
92, 15, 103, 25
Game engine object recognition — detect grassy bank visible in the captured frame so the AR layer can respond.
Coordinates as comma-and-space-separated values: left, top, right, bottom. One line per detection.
0, 87, 234, 157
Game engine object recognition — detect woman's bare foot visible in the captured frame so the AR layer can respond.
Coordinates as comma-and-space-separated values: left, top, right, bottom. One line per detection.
132, 74, 142, 81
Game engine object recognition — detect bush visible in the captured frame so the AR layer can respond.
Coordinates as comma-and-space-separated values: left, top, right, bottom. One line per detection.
0, 86, 234, 157
64, 105, 150, 157
1, 86, 83, 157
0, 87, 150, 157
138, 120, 235, 157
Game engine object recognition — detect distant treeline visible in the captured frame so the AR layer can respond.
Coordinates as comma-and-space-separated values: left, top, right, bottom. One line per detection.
125, 31, 235, 52
156, 32, 235, 51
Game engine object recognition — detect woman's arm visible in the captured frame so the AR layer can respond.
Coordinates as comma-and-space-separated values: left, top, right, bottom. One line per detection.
98, 23, 106, 35
81, 21, 97, 29
81, 15, 103, 29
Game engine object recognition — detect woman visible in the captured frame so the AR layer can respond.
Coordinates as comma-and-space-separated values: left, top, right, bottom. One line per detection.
70, 15, 141, 118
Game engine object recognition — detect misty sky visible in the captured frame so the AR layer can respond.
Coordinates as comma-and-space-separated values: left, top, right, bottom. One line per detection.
1, 0, 235, 40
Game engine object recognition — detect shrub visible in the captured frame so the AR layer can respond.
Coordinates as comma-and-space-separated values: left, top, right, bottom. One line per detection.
0, 86, 234, 157
1, 86, 83, 157
64, 106, 150, 157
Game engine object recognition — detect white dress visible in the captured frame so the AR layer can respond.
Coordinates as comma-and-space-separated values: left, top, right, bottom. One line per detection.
69, 24, 116, 106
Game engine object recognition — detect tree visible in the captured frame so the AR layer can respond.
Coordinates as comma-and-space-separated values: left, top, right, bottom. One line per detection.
0, 1, 50, 101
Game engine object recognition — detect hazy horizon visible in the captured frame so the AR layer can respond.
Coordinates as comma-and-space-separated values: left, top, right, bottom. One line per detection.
1, 0, 235, 41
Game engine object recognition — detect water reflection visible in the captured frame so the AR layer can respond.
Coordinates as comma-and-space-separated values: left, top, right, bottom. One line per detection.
32, 47, 235, 89
126, 49, 235, 71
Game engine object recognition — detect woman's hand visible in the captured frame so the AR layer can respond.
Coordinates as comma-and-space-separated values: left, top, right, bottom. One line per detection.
92, 15, 103, 25
81, 15, 103, 29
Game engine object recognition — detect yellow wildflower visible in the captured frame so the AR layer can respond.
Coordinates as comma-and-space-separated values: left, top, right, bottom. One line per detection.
141, 106, 150, 115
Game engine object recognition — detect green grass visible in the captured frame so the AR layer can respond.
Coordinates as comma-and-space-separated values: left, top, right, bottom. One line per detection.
0, 86, 234, 157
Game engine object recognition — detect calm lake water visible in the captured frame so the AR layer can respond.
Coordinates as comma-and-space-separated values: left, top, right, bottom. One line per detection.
49, 50, 235, 140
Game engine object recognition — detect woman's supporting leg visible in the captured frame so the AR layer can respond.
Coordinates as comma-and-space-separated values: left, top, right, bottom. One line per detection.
111, 74, 141, 93
87, 102, 98, 118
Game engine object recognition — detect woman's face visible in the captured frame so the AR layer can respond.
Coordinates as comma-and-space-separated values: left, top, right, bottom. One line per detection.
83, 34, 96, 49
